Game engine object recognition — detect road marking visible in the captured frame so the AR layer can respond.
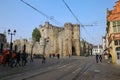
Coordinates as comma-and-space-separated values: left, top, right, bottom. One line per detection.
67, 66, 73, 69
47, 67, 53, 69
72, 67, 81, 73
57, 65, 66, 69
56, 65, 60, 67
94, 69, 100, 73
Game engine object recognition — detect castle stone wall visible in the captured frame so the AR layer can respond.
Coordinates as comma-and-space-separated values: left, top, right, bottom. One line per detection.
13, 22, 80, 57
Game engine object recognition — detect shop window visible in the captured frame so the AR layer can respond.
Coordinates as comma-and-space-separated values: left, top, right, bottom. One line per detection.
116, 47, 120, 59
117, 53, 120, 59
114, 40, 118, 45
116, 47, 120, 51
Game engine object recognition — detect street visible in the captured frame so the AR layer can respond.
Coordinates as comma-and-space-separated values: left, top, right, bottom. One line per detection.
0, 56, 120, 80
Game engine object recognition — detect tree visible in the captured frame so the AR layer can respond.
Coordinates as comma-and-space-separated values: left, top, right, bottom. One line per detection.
32, 28, 41, 42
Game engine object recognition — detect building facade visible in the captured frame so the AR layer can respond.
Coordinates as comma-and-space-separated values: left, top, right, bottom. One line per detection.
102, 35, 109, 53
80, 39, 93, 56
0, 32, 7, 64
13, 22, 81, 57
39, 22, 80, 57
106, 0, 120, 64
92, 45, 103, 56
0, 33, 7, 55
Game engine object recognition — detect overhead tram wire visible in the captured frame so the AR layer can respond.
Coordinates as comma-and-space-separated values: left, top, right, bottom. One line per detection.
20, 0, 63, 26
62, 0, 79, 24
62, 0, 96, 43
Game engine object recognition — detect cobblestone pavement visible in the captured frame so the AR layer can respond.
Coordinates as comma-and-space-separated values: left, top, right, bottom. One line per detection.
0, 56, 120, 80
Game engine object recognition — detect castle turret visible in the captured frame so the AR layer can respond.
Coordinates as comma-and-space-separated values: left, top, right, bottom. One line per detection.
72, 24, 80, 56
45, 22, 49, 28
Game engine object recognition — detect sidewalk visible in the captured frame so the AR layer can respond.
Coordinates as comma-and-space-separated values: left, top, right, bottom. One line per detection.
88, 56, 120, 80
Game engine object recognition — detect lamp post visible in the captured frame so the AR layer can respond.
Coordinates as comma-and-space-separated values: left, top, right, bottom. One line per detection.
8, 29, 16, 57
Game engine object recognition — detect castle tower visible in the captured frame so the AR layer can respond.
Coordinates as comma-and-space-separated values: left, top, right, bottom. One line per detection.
38, 22, 81, 57
64, 23, 73, 56
72, 24, 80, 56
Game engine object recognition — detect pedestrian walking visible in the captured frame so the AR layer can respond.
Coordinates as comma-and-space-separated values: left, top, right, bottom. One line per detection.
96, 53, 99, 63
21, 52, 27, 66
42, 55, 46, 64
3, 49, 7, 66
10, 51, 16, 68
15, 51, 21, 67
99, 55, 102, 62
3, 51, 10, 67
30, 54, 33, 62
108, 53, 112, 63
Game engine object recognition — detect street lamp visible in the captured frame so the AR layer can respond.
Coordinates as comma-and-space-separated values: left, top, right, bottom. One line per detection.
8, 29, 16, 57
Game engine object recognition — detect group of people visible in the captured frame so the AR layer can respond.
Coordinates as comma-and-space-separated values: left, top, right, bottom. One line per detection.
49, 53, 60, 59
3, 49, 28, 68
96, 53, 102, 63
95, 52, 112, 63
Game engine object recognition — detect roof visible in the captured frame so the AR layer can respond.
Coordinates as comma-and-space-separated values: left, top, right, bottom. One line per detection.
107, 0, 120, 21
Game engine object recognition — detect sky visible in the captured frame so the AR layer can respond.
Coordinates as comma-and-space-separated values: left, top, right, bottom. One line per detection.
0, 0, 117, 45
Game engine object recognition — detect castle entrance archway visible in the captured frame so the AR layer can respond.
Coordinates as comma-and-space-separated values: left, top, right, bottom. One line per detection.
72, 46, 76, 55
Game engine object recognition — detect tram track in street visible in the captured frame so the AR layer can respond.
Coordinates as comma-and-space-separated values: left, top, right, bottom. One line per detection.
72, 62, 93, 80
0, 58, 76, 80
23, 59, 93, 80
0, 57, 95, 80
22, 59, 81, 80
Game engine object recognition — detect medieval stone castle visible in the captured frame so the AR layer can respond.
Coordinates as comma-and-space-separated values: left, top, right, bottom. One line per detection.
13, 22, 80, 57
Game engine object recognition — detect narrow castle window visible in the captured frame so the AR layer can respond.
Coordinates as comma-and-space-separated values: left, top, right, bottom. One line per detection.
72, 32, 74, 34
42, 29, 44, 32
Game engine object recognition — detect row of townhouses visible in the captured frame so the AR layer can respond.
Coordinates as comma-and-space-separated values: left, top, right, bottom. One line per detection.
103, 0, 120, 64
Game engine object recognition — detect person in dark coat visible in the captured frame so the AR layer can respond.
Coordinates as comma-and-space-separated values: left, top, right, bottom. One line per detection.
3, 49, 9, 67
21, 52, 27, 66
99, 55, 102, 62
108, 53, 112, 63
96, 53, 99, 63
3, 53, 10, 67
42, 56, 46, 64
15, 51, 21, 67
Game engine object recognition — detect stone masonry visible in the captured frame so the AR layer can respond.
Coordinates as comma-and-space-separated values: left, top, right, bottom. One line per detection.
39, 22, 80, 57
13, 22, 80, 57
